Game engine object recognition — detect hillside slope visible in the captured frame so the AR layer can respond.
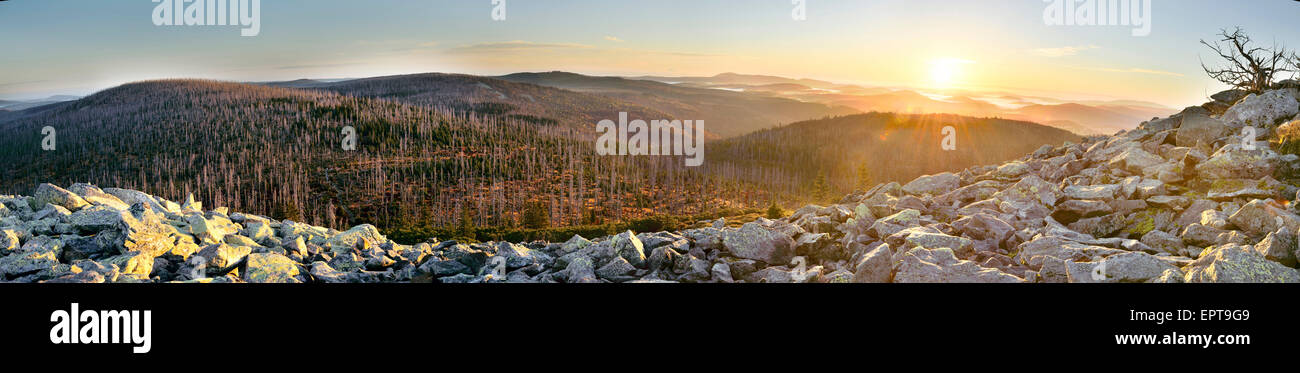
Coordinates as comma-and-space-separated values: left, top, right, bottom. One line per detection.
706, 113, 1084, 201
496, 72, 861, 137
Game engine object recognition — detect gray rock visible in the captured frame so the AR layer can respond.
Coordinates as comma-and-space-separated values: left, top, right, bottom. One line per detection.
1051, 200, 1113, 224
31, 183, 89, 212
325, 224, 387, 255
1174, 112, 1229, 147
1254, 230, 1298, 267
1089, 252, 1182, 283
1063, 184, 1120, 201
610, 231, 647, 268
722, 223, 795, 265
595, 256, 637, 280
902, 172, 960, 196
710, 263, 734, 283
243, 253, 304, 283
1184, 245, 1300, 283
1228, 199, 1300, 237
894, 247, 1022, 283
1220, 89, 1299, 128
1140, 230, 1187, 256
852, 244, 893, 283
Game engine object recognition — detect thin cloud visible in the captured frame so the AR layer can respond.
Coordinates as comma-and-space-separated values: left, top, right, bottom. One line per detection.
604, 36, 625, 43
1032, 45, 1100, 57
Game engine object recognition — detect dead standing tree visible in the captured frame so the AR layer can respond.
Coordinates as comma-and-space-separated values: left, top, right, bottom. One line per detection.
1200, 27, 1293, 93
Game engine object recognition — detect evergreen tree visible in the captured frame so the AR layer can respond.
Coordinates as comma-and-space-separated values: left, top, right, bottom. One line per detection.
856, 162, 874, 192
766, 200, 784, 219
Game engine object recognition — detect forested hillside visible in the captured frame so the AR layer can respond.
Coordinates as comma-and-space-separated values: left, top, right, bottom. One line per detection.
0, 80, 748, 234
496, 72, 861, 137
0, 79, 1081, 243
707, 113, 1084, 203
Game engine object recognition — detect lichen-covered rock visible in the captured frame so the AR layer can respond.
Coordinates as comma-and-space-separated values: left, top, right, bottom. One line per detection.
1174, 112, 1230, 147
1184, 245, 1300, 283
722, 223, 794, 265
195, 244, 251, 273
1195, 143, 1280, 180
1254, 230, 1297, 267
559, 256, 599, 283
893, 247, 1022, 283
31, 183, 89, 212
1228, 199, 1300, 237
991, 175, 1058, 206
902, 172, 960, 196
243, 253, 304, 283
0, 237, 61, 278
852, 244, 893, 283
1062, 184, 1120, 201
1089, 252, 1182, 283
609, 231, 646, 268
325, 224, 387, 255
1220, 89, 1300, 128
67, 183, 131, 210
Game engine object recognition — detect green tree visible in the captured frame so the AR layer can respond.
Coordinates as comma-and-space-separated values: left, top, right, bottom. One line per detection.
457, 205, 477, 241
856, 162, 874, 191
766, 200, 784, 219
522, 201, 551, 229
811, 171, 829, 203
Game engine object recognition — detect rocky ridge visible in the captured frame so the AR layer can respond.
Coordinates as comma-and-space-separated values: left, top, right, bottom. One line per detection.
3, 84, 1300, 283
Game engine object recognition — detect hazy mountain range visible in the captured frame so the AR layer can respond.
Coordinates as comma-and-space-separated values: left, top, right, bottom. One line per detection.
630, 72, 1176, 135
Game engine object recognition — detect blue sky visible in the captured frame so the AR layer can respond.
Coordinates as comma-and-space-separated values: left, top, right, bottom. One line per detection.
2, 0, 1298, 107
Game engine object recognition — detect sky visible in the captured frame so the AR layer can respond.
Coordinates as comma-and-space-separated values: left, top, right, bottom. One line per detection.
1, 0, 1298, 107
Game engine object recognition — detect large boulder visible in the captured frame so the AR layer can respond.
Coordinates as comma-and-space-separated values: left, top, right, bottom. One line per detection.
0, 237, 62, 279
243, 253, 304, 283
325, 224, 387, 254
1062, 184, 1120, 201
1051, 200, 1113, 224
903, 232, 974, 257
1228, 199, 1300, 237
1195, 143, 1280, 180
1184, 245, 1300, 283
67, 205, 127, 234
851, 244, 893, 283
102, 188, 168, 213
30, 183, 89, 212
1254, 229, 1298, 267
185, 213, 241, 245
902, 172, 960, 196
722, 223, 795, 265
1220, 89, 1300, 128
1108, 147, 1165, 174
194, 244, 251, 273
67, 183, 131, 210
893, 247, 1022, 283
1087, 252, 1182, 283
991, 175, 1058, 206
1174, 112, 1230, 147
609, 231, 647, 267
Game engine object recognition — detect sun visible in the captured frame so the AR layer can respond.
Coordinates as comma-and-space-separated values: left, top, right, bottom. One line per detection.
929, 58, 973, 88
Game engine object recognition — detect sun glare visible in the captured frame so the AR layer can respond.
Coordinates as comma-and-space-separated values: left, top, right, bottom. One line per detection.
929, 58, 973, 88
